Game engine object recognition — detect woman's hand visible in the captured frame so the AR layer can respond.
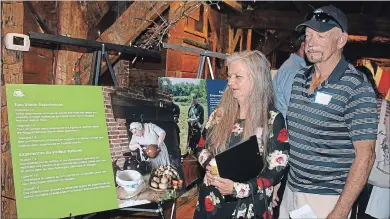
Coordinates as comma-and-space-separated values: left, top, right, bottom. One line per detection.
272, 182, 281, 207
210, 176, 234, 195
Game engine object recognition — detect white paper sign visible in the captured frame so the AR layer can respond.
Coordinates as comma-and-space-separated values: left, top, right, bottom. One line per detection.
289, 204, 318, 219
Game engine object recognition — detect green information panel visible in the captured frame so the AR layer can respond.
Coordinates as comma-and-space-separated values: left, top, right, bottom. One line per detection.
6, 84, 117, 218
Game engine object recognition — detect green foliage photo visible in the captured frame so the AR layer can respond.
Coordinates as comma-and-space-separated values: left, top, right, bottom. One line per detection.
159, 78, 208, 155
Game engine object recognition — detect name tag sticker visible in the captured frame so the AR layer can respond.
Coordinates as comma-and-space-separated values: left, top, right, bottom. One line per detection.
314, 91, 332, 105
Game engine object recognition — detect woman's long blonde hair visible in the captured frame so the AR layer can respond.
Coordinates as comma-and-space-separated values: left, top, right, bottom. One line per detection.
207, 50, 274, 158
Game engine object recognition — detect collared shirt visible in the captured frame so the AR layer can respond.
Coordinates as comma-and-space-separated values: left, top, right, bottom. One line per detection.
286, 56, 379, 195
273, 53, 307, 118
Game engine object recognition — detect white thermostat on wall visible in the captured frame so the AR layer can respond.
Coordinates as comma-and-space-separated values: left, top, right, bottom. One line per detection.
4, 33, 30, 51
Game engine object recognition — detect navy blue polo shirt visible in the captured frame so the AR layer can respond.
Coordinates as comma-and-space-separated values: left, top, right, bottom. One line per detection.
286, 56, 379, 195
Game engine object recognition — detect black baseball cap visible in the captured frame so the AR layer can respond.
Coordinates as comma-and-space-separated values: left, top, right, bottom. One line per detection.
296, 5, 348, 33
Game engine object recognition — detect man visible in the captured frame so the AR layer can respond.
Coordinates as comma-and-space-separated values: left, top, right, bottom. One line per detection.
280, 5, 378, 219
171, 94, 181, 146
169, 94, 186, 187
273, 33, 307, 118
272, 34, 307, 219
187, 93, 204, 154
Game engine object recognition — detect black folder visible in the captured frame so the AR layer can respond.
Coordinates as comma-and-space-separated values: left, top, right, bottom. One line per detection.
215, 135, 263, 183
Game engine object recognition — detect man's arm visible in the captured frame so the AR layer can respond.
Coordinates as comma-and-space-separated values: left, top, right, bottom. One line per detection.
328, 140, 375, 219
331, 80, 379, 219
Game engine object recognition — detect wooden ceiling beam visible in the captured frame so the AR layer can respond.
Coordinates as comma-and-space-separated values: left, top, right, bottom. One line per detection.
24, 1, 53, 34
228, 10, 390, 37
77, 1, 170, 85
292, 1, 312, 15
278, 42, 390, 59
28, 1, 58, 34
84, 1, 116, 39
223, 1, 243, 13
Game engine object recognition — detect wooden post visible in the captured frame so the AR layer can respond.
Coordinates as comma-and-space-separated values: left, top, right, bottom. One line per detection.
228, 27, 234, 54
55, 1, 88, 85
239, 29, 243, 51
246, 29, 252, 50
271, 51, 277, 69
1, 2, 24, 218
228, 27, 243, 54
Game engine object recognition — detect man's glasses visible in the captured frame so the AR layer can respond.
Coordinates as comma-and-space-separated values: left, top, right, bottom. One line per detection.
306, 12, 344, 32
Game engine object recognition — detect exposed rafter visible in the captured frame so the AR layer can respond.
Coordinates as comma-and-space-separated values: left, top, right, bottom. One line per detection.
84, 1, 116, 40
24, 1, 53, 34
77, 1, 170, 85
228, 10, 390, 37
279, 41, 390, 59
223, 1, 243, 13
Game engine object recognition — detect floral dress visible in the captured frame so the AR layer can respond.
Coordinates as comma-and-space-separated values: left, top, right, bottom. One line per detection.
194, 110, 289, 219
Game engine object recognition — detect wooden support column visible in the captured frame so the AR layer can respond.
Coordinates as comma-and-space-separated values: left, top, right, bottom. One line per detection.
1, 2, 24, 218
246, 29, 252, 50
78, 1, 169, 85
54, 2, 88, 84
205, 5, 222, 78
23, 2, 56, 84
228, 28, 243, 54
219, 14, 229, 78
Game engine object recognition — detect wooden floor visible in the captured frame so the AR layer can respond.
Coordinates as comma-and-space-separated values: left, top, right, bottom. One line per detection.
176, 194, 198, 219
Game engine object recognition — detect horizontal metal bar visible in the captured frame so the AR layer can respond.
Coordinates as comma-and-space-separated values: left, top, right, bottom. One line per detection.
163, 43, 228, 59
29, 32, 161, 61
81, 213, 97, 219
119, 207, 160, 213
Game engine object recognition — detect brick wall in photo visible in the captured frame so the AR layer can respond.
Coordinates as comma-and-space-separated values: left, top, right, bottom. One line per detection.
102, 86, 171, 168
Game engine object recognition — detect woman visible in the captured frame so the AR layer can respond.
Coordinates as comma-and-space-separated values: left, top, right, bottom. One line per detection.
128, 122, 171, 168
194, 50, 289, 219
351, 66, 390, 219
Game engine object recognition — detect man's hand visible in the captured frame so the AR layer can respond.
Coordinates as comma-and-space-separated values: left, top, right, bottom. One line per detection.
329, 140, 375, 218
210, 176, 234, 195
326, 209, 348, 219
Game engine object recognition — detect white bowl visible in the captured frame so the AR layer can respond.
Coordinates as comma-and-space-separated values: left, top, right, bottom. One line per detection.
116, 170, 144, 193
